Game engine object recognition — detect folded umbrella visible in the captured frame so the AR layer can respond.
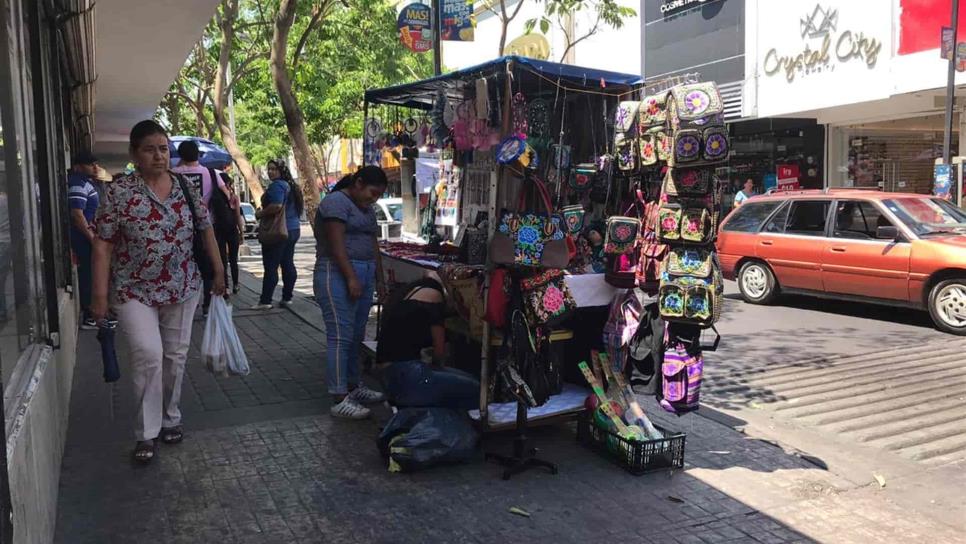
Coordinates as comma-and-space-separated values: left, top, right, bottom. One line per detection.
97, 324, 120, 383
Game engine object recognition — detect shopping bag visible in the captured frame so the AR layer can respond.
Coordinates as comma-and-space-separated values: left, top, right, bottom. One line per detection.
203, 297, 251, 376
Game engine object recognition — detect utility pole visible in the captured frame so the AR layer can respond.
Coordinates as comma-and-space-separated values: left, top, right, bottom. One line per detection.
943, 0, 960, 164
432, 0, 442, 75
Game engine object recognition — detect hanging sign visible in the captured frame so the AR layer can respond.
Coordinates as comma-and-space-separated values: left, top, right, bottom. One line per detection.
506, 34, 550, 60
441, 0, 474, 41
777, 164, 801, 191
942, 26, 955, 60
934, 163, 952, 199
398, 3, 432, 53
957, 43, 966, 72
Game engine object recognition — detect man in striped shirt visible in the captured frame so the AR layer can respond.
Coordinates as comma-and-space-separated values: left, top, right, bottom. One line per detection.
68, 151, 101, 329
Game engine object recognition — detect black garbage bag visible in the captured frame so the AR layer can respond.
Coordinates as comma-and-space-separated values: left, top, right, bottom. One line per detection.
377, 408, 479, 473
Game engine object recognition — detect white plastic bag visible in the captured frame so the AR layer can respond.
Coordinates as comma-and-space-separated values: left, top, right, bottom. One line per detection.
202, 297, 250, 376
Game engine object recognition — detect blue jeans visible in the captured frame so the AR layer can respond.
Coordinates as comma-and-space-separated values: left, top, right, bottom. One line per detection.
383, 360, 480, 411
314, 258, 375, 395
71, 236, 92, 315
260, 228, 300, 304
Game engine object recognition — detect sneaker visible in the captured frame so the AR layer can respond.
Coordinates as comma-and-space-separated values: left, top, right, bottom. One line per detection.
80, 317, 98, 330
279, 299, 293, 307
330, 397, 371, 420
105, 317, 119, 328
232, 285, 240, 295
251, 303, 273, 311
348, 384, 385, 405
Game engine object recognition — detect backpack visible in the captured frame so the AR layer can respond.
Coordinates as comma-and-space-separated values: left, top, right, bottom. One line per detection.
207, 168, 237, 235
659, 325, 704, 415
601, 289, 646, 375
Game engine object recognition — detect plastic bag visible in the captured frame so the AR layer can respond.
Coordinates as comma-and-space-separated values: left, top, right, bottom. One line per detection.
377, 408, 479, 473
201, 297, 250, 376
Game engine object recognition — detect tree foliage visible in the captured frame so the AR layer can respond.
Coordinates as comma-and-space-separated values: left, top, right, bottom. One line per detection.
524, 0, 635, 63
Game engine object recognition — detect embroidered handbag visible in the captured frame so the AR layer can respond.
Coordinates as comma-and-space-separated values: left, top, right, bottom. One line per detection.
667, 93, 725, 132
636, 230, 667, 292
660, 327, 704, 415
561, 205, 586, 235
615, 101, 642, 137
658, 261, 723, 328
490, 176, 569, 268
664, 167, 713, 197
702, 125, 730, 163
671, 129, 702, 165
520, 269, 577, 328
657, 203, 683, 243
680, 207, 714, 245
665, 247, 713, 277
668, 82, 723, 122
605, 215, 641, 255
639, 93, 667, 128
570, 163, 597, 192
615, 135, 638, 172
639, 133, 658, 167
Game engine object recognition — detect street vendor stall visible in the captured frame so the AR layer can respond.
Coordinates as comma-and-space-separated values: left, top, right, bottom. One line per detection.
365, 57, 728, 478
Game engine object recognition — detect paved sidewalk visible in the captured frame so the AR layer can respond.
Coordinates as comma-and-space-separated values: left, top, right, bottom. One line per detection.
53, 270, 966, 543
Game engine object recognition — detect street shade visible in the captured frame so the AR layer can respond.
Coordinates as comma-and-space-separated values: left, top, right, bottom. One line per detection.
169, 136, 233, 169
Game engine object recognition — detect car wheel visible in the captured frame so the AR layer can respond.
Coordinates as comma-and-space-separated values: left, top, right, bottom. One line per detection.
928, 278, 966, 335
738, 261, 779, 304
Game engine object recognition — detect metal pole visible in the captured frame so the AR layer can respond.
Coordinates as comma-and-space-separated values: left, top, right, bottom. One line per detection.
432, 0, 442, 75
944, 0, 960, 164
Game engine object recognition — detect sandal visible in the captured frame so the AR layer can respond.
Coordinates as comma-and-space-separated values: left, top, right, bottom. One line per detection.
160, 426, 184, 445
133, 440, 156, 464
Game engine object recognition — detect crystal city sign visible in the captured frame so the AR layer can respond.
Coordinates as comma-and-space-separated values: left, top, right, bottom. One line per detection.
763, 4, 883, 82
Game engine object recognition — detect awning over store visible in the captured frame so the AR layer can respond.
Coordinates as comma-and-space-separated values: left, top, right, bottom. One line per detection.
364, 56, 643, 110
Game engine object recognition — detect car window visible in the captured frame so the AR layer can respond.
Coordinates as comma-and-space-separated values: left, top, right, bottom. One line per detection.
833, 200, 892, 240
762, 202, 790, 233
784, 200, 830, 237
884, 197, 966, 236
722, 201, 782, 232
375, 206, 389, 222
386, 203, 403, 221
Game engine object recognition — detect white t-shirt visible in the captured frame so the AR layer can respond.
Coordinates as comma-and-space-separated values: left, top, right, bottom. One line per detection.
734, 189, 756, 206
172, 165, 225, 207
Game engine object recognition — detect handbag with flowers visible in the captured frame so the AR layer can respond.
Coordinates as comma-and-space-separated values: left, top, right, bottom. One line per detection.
520, 269, 577, 328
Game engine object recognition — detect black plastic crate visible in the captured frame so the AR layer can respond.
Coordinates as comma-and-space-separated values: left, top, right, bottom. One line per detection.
576, 414, 686, 475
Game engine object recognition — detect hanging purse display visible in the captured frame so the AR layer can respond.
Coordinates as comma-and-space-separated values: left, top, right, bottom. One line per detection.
490, 176, 569, 268
615, 134, 638, 172
519, 269, 577, 328
497, 136, 539, 171
636, 229, 667, 292
657, 203, 683, 243
604, 214, 641, 255
605, 252, 639, 289
668, 82, 724, 122
614, 101, 641, 137
639, 93, 667, 129
660, 327, 705, 415
680, 207, 714, 244
658, 257, 724, 327
663, 167, 714, 197
665, 247, 713, 277
653, 128, 672, 162
702, 125, 730, 163
639, 133, 658, 167
561, 205, 586, 235
569, 163, 597, 192
671, 129, 702, 165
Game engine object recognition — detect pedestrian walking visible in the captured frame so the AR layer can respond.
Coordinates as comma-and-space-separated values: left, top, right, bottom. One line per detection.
91, 120, 225, 464
252, 160, 303, 310
313, 166, 388, 419
173, 140, 230, 317
209, 173, 244, 295
734, 178, 757, 208
67, 150, 101, 329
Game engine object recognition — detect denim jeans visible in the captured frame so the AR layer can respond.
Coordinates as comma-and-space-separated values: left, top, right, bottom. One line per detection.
260, 228, 300, 304
71, 236, 92, 315
314, 258, 375, 395
383, 360, 480, 411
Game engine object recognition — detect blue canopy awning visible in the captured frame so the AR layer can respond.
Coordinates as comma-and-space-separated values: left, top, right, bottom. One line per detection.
364, 56, 643, 110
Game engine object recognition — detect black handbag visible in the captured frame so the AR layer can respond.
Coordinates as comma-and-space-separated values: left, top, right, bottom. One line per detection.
173, 173, 212, 279
511, 310, 551, 407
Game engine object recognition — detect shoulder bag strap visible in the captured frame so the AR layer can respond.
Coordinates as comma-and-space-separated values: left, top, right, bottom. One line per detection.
173, 173, 199, 232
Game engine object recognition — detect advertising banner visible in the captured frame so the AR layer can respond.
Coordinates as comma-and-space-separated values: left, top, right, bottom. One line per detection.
398, 3, 432, 53
777, 164, 801, 191
441, 0, 474, 41
942, 26, 955, 60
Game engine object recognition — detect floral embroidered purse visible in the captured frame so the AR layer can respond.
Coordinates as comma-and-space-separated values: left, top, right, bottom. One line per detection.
639, 93, 667, 129
490, 176, 569, 268
520, 269, 577, 327
669, 82, 723, 122
702, 125, 729, 163
658, 203, 683, 243
665, 247, 713, 277
569, 163, 597, 193
664, 167, 713, 197
561, 205, 586, 235
604, 215, 641, 255
680, 207, 714, 245
671, 130, 702, 165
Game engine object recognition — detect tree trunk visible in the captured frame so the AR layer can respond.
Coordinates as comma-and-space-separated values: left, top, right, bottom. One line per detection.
271, 0, 322, 219
214, 0, 264, 203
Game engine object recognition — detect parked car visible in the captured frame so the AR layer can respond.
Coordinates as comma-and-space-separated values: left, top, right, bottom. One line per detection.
375, 197, 403, 240
716, 189, 966, 335
240, 202, 257, 238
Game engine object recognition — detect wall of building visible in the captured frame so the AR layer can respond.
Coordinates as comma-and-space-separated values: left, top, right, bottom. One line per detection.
5, 296, 76, 544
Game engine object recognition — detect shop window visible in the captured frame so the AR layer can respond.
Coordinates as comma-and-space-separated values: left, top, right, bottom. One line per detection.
722, 201, 782, 233
833, 201, 893, 240
0, 0, 50, 394
784, 201, 830, 237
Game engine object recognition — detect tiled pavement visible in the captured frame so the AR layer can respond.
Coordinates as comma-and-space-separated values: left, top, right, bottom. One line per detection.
54, 267, 966, 543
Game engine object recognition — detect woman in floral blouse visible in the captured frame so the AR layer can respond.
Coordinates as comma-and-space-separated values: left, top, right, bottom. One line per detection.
91, 120, 226, 464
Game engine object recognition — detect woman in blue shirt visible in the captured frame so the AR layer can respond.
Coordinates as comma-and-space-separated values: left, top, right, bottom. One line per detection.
253, 160, 304, 309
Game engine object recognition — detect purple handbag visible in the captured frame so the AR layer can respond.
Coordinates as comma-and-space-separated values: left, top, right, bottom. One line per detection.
659, 333, 704, 415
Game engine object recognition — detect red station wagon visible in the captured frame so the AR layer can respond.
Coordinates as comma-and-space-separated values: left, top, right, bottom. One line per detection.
716, 190, 966, 335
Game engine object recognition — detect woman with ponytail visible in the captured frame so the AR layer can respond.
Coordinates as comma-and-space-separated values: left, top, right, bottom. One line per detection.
253, 159, 304, 309
313, 166, 388, 419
